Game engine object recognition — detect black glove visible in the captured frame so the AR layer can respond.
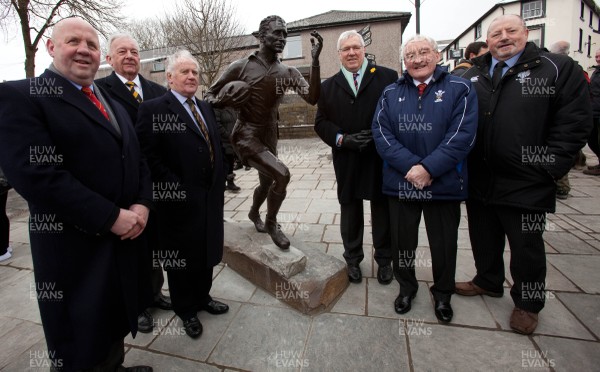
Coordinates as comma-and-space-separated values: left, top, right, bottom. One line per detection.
342, 132, 373, 152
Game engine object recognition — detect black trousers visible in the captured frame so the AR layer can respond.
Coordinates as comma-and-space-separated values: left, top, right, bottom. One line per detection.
0, 191, 8, 254
588, 116, 600, 159
389, 198, 460, 302
138, 213, 165, 312
50, 339, 125, 372
466, 199, 547, 313
340, 198, 391, 266
167, 267, 213, 320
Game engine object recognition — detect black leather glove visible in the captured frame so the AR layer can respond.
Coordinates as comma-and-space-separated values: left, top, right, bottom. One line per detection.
342, 132, 373, 152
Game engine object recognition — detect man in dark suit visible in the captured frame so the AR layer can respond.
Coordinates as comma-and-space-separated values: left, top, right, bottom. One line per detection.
96, 33, 171, 334
315, 30, 397, 284
0, 18, 152, 371
135, 50, 229, 339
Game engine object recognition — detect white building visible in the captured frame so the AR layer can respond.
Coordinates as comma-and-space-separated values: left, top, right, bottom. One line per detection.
442, 0, 600, 71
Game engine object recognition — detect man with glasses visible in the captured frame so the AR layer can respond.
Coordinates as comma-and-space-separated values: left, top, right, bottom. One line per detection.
315, 30, 397, 284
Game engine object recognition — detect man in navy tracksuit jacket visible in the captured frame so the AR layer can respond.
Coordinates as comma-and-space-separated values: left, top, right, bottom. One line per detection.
372, 35, 478, 323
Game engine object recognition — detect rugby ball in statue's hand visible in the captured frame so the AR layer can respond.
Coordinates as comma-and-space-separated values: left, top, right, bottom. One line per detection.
217, 81, 252, 107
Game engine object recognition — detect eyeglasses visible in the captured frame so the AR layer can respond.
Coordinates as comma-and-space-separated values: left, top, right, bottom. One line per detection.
404, 49, 435, 62
338, 46, 364, 53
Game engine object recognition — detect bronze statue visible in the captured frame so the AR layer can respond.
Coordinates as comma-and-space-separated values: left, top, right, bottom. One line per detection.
206, 15, 322, 250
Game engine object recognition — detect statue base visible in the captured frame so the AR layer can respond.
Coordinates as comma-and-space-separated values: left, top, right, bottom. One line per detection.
223, 221, 348, 315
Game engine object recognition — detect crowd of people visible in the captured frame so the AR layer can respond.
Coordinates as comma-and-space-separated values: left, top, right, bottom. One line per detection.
0, 12, 596, 372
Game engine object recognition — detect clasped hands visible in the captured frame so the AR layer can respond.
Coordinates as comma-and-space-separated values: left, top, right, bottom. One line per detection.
406, 164, 432, 190
341, 129, 373, 152
110, 204, 149, 240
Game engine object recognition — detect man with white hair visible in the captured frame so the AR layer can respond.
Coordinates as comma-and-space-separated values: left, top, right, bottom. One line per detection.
135, 50, 229, 339
96, 33, 171, 334
372, 34, 478, 322
315, 30, 397, 285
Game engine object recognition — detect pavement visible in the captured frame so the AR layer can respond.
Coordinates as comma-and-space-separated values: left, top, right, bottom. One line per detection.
1, 137, 600, 371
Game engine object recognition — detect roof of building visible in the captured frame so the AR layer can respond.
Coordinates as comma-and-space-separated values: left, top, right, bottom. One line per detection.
286, 10, 411, 32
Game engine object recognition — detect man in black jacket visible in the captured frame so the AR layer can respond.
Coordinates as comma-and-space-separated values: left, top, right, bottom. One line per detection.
315, 30, 397, 284
457, 15, 592, 335
450, 41, 488, 77
96, 34, 171, 334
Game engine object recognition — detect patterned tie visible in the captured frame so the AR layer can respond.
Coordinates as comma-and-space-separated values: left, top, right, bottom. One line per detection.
417, 83, 427, 96
185, 98, 214, 164
81, 86, 110, 121
125, 81, 143, 103
492, 61, 506, 89
352, 72, 359, 91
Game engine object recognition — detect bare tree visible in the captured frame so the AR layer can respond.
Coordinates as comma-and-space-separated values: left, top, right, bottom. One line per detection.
126, 18, 167, 51
159, 0, 245, 88
1, 0, 124, 77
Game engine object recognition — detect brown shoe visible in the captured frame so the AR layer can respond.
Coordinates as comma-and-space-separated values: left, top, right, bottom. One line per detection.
510, 307, 538, 335
583, 167, 600, 175
455, 281, 503, 297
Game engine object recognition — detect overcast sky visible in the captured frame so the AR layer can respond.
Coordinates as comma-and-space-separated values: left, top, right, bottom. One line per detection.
0, 0, 500, 81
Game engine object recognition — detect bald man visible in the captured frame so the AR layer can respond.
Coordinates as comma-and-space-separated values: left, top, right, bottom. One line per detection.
0, 18, 152, 371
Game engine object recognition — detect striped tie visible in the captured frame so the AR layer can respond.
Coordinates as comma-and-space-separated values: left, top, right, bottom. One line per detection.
352, 72, 359, 91
81, 86, 110, 121
125, 81, 143, 103
186, 98, 214, 164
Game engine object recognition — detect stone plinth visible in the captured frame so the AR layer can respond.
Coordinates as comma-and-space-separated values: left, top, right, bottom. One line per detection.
223, 221, 348, 315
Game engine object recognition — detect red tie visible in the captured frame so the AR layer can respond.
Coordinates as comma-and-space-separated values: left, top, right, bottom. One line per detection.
81, 86, 110, 121
417, 83, 427, 96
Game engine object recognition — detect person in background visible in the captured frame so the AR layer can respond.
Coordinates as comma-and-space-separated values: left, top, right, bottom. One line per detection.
215, 106, 241, 192
315, 30, 397, 284
584, 48, 600, 175
457, 15, 592, 335
0, 165, 11, 262
451, 41, 488, 76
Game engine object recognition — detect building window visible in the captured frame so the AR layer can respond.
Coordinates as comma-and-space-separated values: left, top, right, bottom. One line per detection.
581, 1, 585, 20
522, 0, 543, 19
282, 35, 302, 59
590, 10, 594, 28
152, 61, 165, 72
579, 28, 583, 52
475, 23, 482, 39
588, 35, 592, 57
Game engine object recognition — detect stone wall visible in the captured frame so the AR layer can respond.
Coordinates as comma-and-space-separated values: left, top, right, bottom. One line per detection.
278, 93, 318, 139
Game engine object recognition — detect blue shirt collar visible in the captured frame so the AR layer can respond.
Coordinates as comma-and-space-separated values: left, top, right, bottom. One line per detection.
490, 50, 524, 76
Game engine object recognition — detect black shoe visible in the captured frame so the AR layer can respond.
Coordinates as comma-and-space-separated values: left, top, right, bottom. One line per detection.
226, 181, 241, 192
377, 264, 393, 285
245, 166, 251, 171
434, 300, 453, 323
347, 264, 362, 283
137, 310, 153, 333
182, 316, 203, 338
152, 293, 172, 310
394, 293, 415, 314
201, 300, 229, 315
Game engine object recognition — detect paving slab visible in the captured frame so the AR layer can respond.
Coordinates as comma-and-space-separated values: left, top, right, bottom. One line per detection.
547, 254, 600, 294
557, 292, 600, 339
0, 320, 45, 370
303, 313, 409, 372
543, 231, 598, 254
208, 304, 311, 371
330, 279, 366, 315
124, 348, 221, 371
533, 335, 600, 371
0, 271, 41, 323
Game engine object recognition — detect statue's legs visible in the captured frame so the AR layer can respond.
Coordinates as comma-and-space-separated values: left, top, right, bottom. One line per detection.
247, 150, 291, 250
248, 172, 270, 233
